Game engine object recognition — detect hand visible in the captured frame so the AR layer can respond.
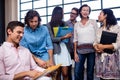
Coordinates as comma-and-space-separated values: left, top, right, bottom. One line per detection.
94, 44, 99, 51
74, 52, 79, 62
26, 70, 40, 78
97, 44, 104, 50
64, 33, 72, 39
47, 60, 54, 67
94, 44, 103, 53
32, 71, 45, 80
37, 60, 47, 68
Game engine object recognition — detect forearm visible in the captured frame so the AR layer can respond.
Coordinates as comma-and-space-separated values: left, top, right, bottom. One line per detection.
103, 44, 114, 50
48, 49, 54, 63
52, 37, 61, 42
32, 54, 43, 63
60, 36, 66, 40
74, 42, 77, 54
13, 71, 28, 80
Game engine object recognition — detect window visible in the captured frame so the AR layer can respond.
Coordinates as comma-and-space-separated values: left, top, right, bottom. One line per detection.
34, 0, 46, 8
19, 0, 120, 25
21, 2, 32, 10
103, 0, 120, 8
48, 0, 62, 6
64, 3, 80, 14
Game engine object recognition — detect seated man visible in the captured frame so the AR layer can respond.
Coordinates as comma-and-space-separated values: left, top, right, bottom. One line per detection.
0, 21, 51, 80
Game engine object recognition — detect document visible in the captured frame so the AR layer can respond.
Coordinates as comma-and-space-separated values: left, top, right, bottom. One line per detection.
34, 64, 62, 79
100, 31, 117, 54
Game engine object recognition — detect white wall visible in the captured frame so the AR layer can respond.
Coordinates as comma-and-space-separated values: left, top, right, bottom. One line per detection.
5, 0, 18, 27
5, 0, 18, 38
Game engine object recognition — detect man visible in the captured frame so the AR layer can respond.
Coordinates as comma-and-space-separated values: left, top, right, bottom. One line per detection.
66, 7, 79, 59
20, 10, 54, 68
66, 7, 79, 28
66, 7, 78, 80
0, 21, 51, 80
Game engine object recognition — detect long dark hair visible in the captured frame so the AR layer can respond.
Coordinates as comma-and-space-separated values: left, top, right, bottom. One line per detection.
24, 9, 41, 27
102, 9, 117, 29
50, 6, 65, 28
50, 6, 65, 35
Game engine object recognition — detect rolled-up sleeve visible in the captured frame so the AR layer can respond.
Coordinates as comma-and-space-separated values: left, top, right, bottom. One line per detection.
73, 23, 78, 42
112, 26, 120, 50
45, 26, 53, 50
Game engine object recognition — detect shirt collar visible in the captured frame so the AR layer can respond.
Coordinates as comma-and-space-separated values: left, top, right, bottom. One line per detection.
26, 26, 40, 32
3, 42, 21, 49
68, 20, 77, 24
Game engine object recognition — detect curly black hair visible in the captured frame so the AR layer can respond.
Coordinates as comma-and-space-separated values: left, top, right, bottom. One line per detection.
102, 9, 117, 29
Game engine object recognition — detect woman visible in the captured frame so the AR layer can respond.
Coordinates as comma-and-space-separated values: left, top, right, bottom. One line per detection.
73, 4, 98, 80
47, 6, 72, 80
94, 9, 120, 80
20, 10, 54, 68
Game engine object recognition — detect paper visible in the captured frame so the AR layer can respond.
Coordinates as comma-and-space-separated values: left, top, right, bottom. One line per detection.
34, 64, 62, 79
45, 64, 62, 73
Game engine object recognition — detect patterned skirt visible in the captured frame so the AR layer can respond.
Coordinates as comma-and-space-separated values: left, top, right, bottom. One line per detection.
95, 50, 120, 79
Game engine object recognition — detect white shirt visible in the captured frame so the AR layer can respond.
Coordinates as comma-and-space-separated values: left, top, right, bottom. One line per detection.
73, 19, 98, 45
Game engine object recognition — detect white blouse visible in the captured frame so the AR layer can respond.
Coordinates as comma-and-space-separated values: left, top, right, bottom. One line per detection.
73, 19, 98, 45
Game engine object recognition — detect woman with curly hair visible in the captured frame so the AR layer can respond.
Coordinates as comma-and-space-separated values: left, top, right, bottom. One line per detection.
94, 9, 120, 80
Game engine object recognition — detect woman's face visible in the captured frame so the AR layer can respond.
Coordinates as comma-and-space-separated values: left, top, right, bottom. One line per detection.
98, 11, 107, 22
80, 6, 90, 18
29, 16, 39, 29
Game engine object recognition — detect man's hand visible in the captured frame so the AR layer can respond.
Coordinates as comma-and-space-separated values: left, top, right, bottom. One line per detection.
26, 70, 39, 78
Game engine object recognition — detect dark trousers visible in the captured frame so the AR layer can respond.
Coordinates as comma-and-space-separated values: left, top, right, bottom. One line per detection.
74, 52, 95, 80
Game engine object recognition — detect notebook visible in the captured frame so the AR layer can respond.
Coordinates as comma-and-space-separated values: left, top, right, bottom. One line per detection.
100, 31, 117, 54
34, 64, 62, 79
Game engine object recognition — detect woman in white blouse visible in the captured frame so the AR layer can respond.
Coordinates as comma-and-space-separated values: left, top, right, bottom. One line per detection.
73, 4, 98, 80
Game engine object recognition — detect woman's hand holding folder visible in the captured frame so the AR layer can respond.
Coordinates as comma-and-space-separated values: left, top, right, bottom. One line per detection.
61, 33, 72, 40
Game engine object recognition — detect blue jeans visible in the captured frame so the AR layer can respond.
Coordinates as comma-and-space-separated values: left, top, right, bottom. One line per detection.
74, 52, 95, 80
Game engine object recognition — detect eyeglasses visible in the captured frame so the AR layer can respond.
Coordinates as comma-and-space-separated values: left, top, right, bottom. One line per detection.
70, 12, 77, 15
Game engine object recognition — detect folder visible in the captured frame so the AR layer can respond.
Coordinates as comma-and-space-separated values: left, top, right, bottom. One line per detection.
57, 27, 73, 36
58, 27, 73, 43
53, 27, 59, 37
53, 26, 73, 43
34, 64, 62, 79
100, 31, 117, 54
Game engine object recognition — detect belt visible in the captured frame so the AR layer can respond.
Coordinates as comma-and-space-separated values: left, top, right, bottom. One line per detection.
77, 44, 94, 49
